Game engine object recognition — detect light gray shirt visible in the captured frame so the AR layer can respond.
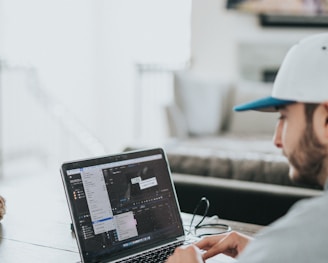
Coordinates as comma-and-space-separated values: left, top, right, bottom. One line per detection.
237, 179, 328, 263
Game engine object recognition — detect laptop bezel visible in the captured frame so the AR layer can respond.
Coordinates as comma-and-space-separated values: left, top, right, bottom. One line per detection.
60, 148, 186, 263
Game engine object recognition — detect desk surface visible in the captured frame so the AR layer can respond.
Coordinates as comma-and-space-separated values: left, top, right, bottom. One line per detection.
0, 169, 262, 262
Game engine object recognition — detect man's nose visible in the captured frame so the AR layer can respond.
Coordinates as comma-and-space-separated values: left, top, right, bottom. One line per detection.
273, 120, 283, 148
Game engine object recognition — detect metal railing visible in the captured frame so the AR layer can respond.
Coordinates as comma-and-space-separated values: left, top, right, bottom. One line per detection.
134, 61, 190, 144
0, 60, 107, 177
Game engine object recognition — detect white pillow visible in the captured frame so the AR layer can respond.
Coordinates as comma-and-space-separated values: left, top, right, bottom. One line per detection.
229, 81, 279, 135
174, 71, 229, 136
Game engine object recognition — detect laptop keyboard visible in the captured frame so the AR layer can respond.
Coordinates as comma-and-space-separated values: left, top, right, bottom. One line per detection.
116, 241, 184, 263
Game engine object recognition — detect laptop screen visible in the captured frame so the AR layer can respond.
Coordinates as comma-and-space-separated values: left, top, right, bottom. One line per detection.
61, 148, 184, 263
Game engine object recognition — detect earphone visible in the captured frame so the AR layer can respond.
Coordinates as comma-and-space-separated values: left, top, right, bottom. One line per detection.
187, 197, 231, 237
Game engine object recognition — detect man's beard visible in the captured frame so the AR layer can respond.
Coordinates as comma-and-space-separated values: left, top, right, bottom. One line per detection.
287, 124, 326, 186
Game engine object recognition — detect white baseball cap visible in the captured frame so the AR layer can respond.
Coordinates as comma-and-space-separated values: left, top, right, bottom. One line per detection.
234, 33, 328, 112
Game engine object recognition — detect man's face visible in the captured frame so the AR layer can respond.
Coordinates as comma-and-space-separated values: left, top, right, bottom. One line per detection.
273, 103, 326, 186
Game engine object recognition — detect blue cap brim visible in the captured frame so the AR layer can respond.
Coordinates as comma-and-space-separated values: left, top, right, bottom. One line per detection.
233, 96, 296, 112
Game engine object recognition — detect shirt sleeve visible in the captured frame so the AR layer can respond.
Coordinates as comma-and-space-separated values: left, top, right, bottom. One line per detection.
236, 194, 328, 263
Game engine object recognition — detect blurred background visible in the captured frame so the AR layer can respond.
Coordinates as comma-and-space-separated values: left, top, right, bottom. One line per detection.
0, 0, 327, 179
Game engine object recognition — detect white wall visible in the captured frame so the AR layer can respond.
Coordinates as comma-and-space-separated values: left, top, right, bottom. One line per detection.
1, 0, 103, 165
190, 0, 327, 81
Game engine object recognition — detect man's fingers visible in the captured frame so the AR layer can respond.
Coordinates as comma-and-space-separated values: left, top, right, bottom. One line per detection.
196, 234, 228, 250
196, 231, 251, 260
201, 235, 237, 260
166, 245, 204, 263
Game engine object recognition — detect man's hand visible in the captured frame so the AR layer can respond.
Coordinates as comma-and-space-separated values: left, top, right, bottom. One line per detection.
0, 195, 6, 221
166, 244, 204, 263
196, 231, 252, 260
165, 231, 252, 263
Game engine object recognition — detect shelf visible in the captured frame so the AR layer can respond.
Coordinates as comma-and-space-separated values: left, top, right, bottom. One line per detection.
259, 14, 328, 28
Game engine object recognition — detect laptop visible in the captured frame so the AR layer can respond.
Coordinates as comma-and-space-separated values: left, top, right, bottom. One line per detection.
61, 148, 192, 263
61, 148, 236, 263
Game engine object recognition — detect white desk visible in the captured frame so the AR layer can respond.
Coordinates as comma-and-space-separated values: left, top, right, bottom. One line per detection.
0, 171, 262, 262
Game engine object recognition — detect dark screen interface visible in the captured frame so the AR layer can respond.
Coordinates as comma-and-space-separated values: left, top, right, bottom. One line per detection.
65, 152, 183, 261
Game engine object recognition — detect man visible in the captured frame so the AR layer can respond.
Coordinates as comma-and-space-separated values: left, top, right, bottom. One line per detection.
166, 33, 328, 262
